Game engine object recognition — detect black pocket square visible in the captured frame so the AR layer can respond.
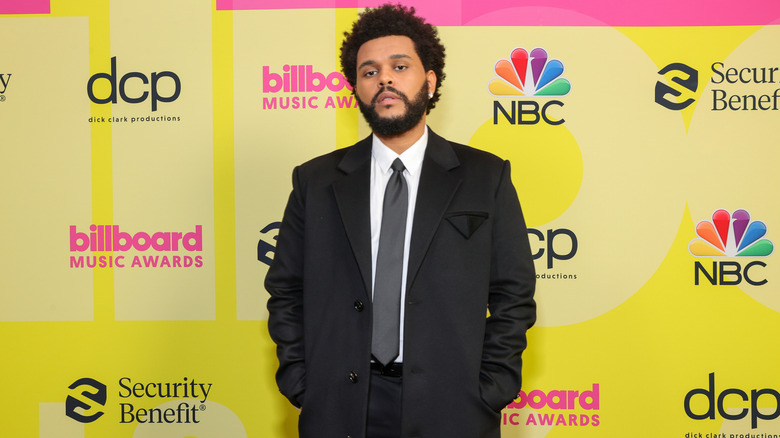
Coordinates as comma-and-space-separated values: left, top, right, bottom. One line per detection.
445, 212, 488, 239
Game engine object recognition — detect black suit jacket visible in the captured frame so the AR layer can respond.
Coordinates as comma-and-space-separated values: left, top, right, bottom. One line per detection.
266, 129, 536, 438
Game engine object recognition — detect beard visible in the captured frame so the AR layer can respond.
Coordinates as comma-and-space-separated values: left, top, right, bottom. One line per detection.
357, 81, 429, 137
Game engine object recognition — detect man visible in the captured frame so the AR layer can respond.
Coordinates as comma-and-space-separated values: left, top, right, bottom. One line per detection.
265, 4, 536, 437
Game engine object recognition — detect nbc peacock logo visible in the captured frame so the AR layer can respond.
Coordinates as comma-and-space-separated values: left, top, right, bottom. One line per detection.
488, 48, 571, 97
689, 209, 774, 257
690, 209, 773, 286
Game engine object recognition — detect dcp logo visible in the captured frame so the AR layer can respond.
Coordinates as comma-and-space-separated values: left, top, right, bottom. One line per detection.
685, 373, 780, 429
655, 62, 698, 110
529, 228, 578, 269
87, 57, 181, 111
65, 378, 107, 423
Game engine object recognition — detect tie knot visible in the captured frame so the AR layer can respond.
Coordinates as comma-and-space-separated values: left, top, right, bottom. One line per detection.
391, 158, 405, 173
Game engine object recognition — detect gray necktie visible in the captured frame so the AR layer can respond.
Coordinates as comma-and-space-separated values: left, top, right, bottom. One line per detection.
372, 158, 408, 366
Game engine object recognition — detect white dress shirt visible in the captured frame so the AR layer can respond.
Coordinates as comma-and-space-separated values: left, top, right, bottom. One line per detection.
370, 126, 428, 364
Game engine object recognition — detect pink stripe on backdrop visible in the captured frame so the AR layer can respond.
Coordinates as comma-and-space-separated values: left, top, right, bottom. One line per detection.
0, 0, 49, 14
216, 0, 780, 26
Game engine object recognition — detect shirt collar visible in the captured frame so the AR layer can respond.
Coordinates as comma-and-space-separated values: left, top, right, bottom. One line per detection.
371, 125, 428, 177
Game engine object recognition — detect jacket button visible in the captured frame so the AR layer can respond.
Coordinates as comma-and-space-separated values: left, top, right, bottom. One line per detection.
349, 371, 358, 383
353, 300, 364, 312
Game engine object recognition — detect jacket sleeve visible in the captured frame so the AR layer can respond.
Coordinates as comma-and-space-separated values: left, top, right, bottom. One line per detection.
479, 160, 537, 412
265, 166, 307, 408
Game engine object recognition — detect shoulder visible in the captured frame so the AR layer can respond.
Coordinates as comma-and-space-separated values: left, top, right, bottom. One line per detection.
295, 136, 370, 176
430, 129, 505, 162
429, 130, 508, 176
286, 137, 371, 195
296, 148, 346, 174
451, 142, 505, 166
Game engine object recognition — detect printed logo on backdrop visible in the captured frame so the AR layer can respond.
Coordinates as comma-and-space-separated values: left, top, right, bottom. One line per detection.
488, 47, 571, 125
66, 378, 107, 423
502, 383, 600, 428
710, 62, 780, 111
655, 63, 699, 110
689, 209, 774, 286
0, 72, 10, 102
66, 377, 212, 425
256, 220, 578, 278
684, 373, 780, 430
87, 57, 182, 124
257, 222, 281, 266
68, 225, 204, 269
529, 228, 578, 281
261, 65, 357, 110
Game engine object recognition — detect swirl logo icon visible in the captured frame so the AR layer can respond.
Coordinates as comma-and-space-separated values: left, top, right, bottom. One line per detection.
66, 378, 107, 423
488, 48, 571, 97
689, 209, 774, 257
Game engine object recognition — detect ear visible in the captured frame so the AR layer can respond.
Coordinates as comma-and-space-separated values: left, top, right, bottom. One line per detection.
426, 70, 437, 95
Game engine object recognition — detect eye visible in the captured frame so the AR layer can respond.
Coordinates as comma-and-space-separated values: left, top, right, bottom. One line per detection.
363, 70, 377, 77
394, 65, 408, 71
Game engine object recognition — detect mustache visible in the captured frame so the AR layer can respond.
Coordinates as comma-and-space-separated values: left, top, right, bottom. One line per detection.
370, 86, 408, 106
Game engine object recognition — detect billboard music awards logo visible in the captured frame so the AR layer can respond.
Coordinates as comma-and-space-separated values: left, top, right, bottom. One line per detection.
488, 47, 571, 125
66, 377, 212, 425
68, 224, 204, 269
503, 384, 600, 427
689, 209, 774, 285
87, 56, 182, 124
261, 64, 358, 110
0, 72, 10, 102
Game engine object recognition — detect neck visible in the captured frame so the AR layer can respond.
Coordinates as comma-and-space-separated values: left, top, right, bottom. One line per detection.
374, 117, 426, 155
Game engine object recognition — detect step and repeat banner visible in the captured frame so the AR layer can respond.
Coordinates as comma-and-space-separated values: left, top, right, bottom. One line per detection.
2, 0, 779, 436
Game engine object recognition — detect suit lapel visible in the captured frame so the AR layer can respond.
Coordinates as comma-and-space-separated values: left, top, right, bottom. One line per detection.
407, 129, 461, 293
332, 136, 373, 297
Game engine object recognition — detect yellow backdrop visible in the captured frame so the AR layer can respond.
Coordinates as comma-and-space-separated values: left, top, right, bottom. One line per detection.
1, 1, 779, 436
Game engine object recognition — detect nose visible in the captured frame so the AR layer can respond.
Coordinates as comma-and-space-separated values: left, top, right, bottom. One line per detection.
378, 70, 393, 87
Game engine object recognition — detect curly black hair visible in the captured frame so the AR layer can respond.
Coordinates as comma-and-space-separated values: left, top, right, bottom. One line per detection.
340, 3, 446, 113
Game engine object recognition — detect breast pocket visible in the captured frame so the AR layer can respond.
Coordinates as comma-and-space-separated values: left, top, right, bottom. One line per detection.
444, 211, 489, 239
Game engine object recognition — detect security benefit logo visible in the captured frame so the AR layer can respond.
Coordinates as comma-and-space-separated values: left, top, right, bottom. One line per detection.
655, 63, 698, 110
488, 47, 571, 125
68, 224, 204, 269
66, 378, 107, 423
66, 377, 212, 425
655, 61, 780, 112
261, 64, 358, 110
710, 62, 780, 111
0, 72, 10, 102
689, 209, 774, 286
685, 373, 780, 429
87, 56, 182, 123
257, 222, 281, 266
502, 384, 600, 428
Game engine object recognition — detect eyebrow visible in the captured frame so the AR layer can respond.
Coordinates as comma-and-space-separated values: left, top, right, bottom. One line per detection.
358, 53, 413, 71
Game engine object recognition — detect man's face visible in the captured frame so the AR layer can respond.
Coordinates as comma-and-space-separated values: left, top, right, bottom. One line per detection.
354, 35, 436, 136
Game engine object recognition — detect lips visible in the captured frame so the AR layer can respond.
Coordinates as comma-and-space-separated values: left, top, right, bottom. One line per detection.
374, 90, 402, 105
